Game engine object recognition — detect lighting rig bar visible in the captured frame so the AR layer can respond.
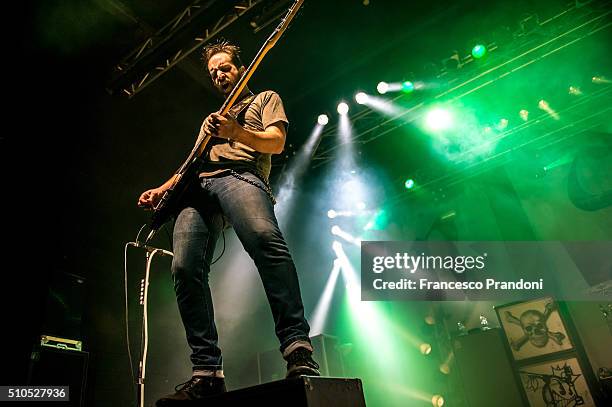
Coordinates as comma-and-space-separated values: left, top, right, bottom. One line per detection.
309, 2, 611, 169
106, 0, 266, 98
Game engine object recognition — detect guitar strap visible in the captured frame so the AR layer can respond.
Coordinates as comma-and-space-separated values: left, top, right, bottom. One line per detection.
228, 92, 257, 124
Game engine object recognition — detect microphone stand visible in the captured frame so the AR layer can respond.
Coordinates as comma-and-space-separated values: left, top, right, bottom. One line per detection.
127, 241, 173, 407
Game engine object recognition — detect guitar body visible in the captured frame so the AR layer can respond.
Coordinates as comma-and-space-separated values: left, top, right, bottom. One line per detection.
149, 155, 204, 232
144, 0, 304, 242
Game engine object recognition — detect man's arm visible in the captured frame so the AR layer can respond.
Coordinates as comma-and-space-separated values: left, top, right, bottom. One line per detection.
204, 113, 286, 154
137, 174, 179, 209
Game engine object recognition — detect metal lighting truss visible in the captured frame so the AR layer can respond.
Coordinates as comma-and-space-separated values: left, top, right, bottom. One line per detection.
106, 0, 267, 98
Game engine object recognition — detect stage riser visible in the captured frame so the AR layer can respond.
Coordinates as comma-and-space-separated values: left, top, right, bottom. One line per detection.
171, 376, 366, 407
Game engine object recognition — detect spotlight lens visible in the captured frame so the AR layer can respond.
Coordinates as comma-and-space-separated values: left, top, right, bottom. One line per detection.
420, 343, 432, 355
356, 201, 366, 210
337, 102, 349, 115
519, 109, 529, 121
327, 209, 337, 218
404, 179, 415, 189
432, 395, 445, 407
471, 44, 486, 59
331, 225, 341, 235
401, 81, 414, 93
355, 92, 368, 104
318, 114, 329, 125
377, 81, 389, 94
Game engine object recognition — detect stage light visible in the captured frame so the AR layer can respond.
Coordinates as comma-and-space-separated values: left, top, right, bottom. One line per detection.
401, 81, 414, 93
404, 179, 415, 189
337, 102, 349, 115
355, 92, 368, 104
327, 209, 337, 219
538, 99, 560, 120
498, 118, 508, 130
331, 225, 341, 235
377, 81, 389, 94
425, 108, 453, 131
568, 86, 582, 95
424, 315, 435, 325
317, 114, 329, 125
356, 201, 366, 210
592, 76, 610, 84
439, 363, 451, 374
420, 343, 432, 355
519, 109, 529, 121
471, 44, 486, 59
432, 394, 445, 406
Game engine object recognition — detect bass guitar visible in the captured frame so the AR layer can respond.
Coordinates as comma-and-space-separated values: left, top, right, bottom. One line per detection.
145, 0, 304, 243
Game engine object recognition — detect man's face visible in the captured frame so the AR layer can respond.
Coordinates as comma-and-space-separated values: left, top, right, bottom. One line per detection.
207, 52, 243, 96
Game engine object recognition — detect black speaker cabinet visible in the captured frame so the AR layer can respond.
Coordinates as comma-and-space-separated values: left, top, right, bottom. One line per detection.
453, 328, 524, 407
257, 334, 344, 383
188, 376, 365, 407
27, 345, 88, 407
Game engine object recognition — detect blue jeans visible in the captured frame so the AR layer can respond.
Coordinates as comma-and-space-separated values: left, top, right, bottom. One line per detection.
171, 171, 311, 371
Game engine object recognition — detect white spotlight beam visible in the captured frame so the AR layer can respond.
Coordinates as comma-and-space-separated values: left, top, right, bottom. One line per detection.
360, 95, 402, 116
309, 260, 341, 336
276, 123, 325, 225
331, 241, 360, 302
331, 225, 361, 247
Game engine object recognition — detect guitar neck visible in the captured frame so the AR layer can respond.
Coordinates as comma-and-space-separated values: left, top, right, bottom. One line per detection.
219, 0, 303, 115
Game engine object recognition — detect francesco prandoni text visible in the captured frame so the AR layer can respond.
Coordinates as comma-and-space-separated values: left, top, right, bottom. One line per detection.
371, 253, 544, 291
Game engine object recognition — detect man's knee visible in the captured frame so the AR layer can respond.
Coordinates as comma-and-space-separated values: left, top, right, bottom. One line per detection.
243, 218, 289, 256
250, 218, 282, 241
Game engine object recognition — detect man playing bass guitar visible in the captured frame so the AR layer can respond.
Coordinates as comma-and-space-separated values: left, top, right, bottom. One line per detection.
138, 40, 319, 404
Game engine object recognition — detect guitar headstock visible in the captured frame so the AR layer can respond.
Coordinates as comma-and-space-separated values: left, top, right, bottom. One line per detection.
266, 0, 305, 47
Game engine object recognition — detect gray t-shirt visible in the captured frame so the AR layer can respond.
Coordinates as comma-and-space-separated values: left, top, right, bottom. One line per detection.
198, 90, 288, 180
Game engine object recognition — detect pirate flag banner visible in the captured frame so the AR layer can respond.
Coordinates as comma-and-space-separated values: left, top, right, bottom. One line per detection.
495, 297, 573, 361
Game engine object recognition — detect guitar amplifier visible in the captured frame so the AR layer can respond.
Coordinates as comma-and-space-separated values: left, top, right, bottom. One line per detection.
453, 328, 524, 407
27, 341, 88, 407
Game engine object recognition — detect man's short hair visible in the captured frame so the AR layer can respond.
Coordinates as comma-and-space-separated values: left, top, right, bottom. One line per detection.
202, 39, 245, 72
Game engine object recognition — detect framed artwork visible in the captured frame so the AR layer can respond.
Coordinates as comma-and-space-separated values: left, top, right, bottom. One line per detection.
518, 356, 596, 407
495, 297, 573, 361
